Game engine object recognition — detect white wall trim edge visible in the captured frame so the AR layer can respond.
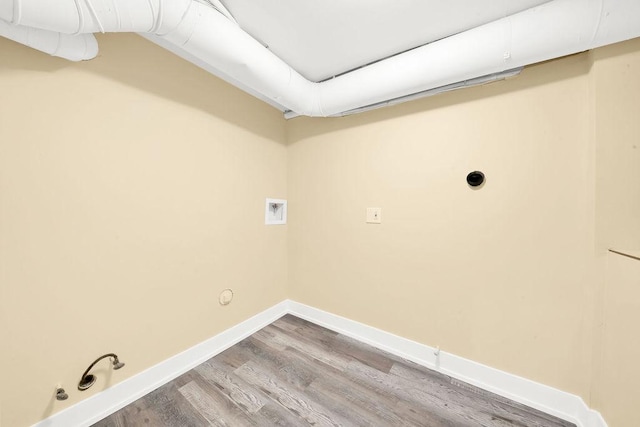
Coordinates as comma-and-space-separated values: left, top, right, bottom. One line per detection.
34, 299, 607, 427
286, 301, 607, 427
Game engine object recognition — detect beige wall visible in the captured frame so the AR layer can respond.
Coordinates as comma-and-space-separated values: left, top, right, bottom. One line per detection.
593, 252, 640, 427
287, 53, 597, 400
2, 29, 640, 427
593, 39, 640, 252
287, 38, 640, 426
0, 34, 288, 427
590, 38, 640, 426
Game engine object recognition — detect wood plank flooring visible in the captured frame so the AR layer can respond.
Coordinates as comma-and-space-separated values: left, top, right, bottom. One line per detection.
93, 315, 575, 427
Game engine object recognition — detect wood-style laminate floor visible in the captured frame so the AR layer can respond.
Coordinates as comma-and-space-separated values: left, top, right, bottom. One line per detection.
93, 315, 575, 427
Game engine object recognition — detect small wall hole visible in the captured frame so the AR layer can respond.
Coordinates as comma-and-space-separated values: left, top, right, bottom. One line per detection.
466, 171, 485, 187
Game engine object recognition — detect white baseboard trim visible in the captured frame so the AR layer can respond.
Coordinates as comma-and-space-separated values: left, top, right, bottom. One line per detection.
34, 299, 607, 427
33, 301, 289, 427
286, 300, 607, 427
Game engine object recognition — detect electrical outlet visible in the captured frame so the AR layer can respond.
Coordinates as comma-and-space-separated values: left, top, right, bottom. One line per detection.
366, 207, 382, 224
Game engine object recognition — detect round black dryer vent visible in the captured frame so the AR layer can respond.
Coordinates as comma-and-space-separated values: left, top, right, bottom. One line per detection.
466, 171, 485, 187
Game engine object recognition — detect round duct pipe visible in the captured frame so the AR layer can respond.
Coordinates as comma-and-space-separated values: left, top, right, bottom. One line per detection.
1, 0, 640, 116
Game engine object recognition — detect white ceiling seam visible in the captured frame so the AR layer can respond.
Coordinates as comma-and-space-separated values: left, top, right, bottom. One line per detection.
1, 0, 639, 118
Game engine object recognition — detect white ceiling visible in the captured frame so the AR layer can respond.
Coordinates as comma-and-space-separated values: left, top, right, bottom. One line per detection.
219, 0, 551, 82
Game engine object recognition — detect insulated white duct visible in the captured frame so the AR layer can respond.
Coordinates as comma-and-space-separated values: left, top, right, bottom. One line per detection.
159, 2, 319, 115
0, 0, 192, 34
0, 0, 193, 61
156, 0, 640, 116
1, 0, 639, 117
0, 20, 97, 61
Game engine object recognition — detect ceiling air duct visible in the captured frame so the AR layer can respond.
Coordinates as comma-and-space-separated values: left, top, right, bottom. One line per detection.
0, 19, 96, 60
1, 0, 639, 117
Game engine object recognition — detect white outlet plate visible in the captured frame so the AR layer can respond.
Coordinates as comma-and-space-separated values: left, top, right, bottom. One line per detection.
366, 207, 382, 224
265, 198, 287, 225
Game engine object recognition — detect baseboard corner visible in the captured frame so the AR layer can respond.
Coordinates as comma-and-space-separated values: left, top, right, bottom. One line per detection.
33, 299, 608, 427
